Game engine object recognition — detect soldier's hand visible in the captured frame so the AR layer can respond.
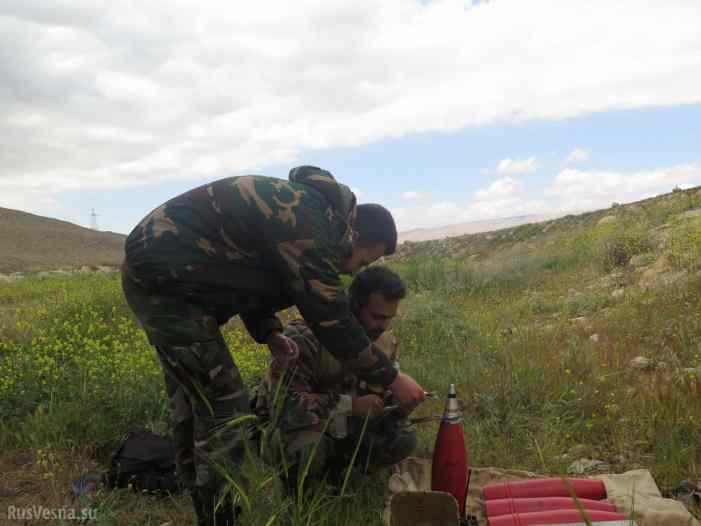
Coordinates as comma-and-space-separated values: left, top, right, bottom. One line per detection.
388, 372, 426, 412
266, 331, 299, 368
351, 395, 385, 417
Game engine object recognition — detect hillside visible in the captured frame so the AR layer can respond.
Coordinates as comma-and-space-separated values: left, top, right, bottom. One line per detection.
398, 213, 561, 243
393, 186, 701, 265
0, 207, 126, 273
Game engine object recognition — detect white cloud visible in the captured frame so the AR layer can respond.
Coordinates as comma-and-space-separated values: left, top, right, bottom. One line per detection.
400, 191, 424, 201
392, 200, 463, 231
393, 162, 701, 231
1, 0, 701, 210
474, 176, 522, 200
496, 158, 539, 175
546, 163, 701, 212
392, 196, 550, 231
393, 175, 545, 230
565, 148, 590, 164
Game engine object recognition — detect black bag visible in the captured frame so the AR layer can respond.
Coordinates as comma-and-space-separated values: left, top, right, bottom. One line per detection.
104, 428, 181, 495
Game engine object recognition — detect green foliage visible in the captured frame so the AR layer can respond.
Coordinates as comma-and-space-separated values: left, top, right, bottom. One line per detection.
562, 292, 611, 317
392, 256, 478, 294
596, 227, 650, 271
639, 189, 701, 226
0, 274, 269, 449
569, 221, 652, 272
666, 217, 701, 271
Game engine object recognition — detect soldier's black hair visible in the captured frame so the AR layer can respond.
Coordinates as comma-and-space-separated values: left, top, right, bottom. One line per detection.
354, 203, 397, 255
349, 265, 407, 312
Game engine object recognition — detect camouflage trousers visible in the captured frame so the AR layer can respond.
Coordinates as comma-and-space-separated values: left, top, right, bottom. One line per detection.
266, 415, 417, 491
122, 267, 251, 495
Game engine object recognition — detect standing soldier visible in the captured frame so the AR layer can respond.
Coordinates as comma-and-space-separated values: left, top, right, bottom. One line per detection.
121, 166, 425, 525
255, 266, 421, 494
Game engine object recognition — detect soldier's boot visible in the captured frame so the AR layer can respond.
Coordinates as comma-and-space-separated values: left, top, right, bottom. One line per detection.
191, 492, 207, 526
192, 489, 236, 526
213, 492, 236, 526
281, 465, 301, 499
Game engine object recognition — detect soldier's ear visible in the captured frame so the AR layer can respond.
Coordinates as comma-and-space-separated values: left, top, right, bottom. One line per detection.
339, 231, 355, 261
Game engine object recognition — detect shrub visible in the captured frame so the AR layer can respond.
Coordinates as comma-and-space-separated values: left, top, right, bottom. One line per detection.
594, 226, 651, 272
666, 219, 701, 271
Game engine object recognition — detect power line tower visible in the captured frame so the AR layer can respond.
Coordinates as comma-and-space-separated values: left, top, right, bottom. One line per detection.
90, 208, 100, 231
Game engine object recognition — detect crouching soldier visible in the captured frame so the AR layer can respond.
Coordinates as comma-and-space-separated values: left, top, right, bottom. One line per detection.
255, 266, 421, 493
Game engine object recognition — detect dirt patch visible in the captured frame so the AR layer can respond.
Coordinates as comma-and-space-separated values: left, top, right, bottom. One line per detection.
0, 448, 193, 525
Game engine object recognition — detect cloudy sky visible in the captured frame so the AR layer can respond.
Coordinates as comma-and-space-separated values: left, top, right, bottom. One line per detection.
1, 0, 700, 234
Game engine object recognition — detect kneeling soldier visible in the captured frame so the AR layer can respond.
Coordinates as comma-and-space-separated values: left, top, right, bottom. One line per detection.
256, 266, 422, 493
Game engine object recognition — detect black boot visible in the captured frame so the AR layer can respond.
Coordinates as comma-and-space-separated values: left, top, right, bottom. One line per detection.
190, 491, 207, 526
192, 489, 236, 526
214, 492, 236, 526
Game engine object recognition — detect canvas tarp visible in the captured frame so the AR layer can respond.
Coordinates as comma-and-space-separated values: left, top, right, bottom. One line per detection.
384, 457, 700, 526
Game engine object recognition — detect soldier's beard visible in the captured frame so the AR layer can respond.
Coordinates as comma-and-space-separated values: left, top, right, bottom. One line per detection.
366, 328, 384, 342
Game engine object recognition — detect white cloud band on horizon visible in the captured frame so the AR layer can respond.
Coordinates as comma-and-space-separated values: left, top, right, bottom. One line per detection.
546, 163, 701, 212
1, 0, 701, 212
393, 162, 701, 232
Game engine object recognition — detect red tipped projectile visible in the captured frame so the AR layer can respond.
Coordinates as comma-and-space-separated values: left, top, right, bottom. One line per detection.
487, 509, 627, 525
483, 478, 607, 501
485, 496, 617, 517
431, 384, 469, 518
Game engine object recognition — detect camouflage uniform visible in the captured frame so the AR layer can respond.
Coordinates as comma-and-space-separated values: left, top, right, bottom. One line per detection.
255, 319, 417, 489
121, 167, 398, 515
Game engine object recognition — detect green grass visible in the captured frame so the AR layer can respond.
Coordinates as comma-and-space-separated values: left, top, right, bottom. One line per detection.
2, 190, 701, 523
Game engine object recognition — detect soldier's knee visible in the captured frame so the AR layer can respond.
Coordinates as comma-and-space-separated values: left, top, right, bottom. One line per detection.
391, 428, 417, 462
373, 428, 417, 469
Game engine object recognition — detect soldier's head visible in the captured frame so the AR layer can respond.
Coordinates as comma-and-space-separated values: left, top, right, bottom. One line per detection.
341, 203, 398, 274
349, 266, 407, 341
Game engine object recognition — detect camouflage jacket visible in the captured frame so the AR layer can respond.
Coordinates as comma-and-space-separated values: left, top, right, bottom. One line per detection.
256, 319, 399, 435
123, 166, 397, 386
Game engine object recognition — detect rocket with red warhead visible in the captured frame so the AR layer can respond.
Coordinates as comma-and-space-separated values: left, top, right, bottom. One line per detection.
431, 383, 469, 518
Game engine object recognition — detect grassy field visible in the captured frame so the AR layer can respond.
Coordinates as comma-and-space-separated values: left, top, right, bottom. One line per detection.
1, 189, 700, 524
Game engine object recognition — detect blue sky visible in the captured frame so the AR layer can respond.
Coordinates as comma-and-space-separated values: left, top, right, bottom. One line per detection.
1, 1, 700, 234
55, 103, 701, 234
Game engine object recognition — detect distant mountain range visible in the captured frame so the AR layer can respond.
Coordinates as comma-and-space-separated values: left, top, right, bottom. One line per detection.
398, 213, 565, 243
0, 205, 611, 273
0, 207, 126, 273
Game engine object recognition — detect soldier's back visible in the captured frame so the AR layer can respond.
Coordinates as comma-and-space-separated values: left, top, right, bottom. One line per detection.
124, 175, 327, 290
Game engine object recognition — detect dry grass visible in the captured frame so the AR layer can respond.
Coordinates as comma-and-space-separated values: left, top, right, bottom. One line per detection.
0, 207, 124, 274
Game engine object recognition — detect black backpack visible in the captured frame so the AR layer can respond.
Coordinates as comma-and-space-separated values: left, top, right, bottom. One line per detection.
103, 428, 182, 495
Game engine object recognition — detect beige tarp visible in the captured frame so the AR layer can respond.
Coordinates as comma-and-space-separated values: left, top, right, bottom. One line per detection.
384, 457, 700, 526
594, 469, 700, 526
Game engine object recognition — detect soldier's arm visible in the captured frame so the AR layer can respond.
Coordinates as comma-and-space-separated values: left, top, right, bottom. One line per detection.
357, 331, 401, 396
270, 331, 352, 429
276, 241, 398, 387
240, 310, 283, 344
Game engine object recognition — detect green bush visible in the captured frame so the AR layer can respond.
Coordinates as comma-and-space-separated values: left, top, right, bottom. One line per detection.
594, 225, 651, 272
666, 219, 701, 271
